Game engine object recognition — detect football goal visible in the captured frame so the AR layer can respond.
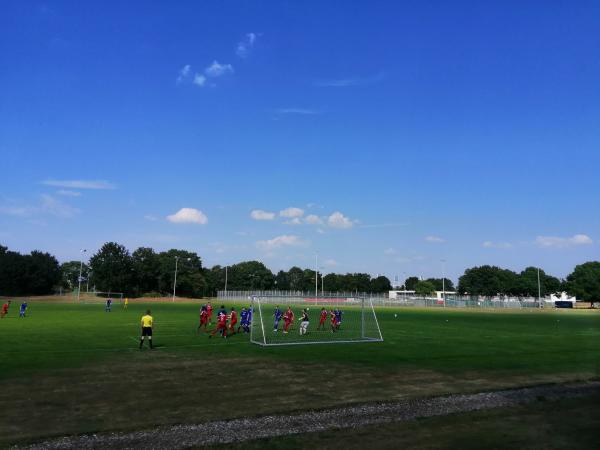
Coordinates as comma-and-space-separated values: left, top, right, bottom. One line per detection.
250, 295, 383, 346
75, 290, 124, 304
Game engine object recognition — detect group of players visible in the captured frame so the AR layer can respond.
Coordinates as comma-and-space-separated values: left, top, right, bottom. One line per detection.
1, 300, 28, 319
194, 301, 344, 339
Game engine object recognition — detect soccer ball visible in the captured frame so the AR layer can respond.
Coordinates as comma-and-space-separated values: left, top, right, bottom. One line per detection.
394, 313, 397, 318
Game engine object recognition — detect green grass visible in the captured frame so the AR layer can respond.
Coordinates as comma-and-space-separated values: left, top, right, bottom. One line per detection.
202, 392, 600, 450
1, 300, 599, 447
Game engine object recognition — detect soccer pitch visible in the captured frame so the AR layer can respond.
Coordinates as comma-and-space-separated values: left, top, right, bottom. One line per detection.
1, 300, 599, 447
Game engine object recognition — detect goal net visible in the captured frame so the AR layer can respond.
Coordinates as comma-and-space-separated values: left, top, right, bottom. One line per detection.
76, 291, 124, 304
250, 295, 383, 346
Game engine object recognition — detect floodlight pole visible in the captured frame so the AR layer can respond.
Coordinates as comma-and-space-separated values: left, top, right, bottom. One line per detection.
224, 266, 228, 295
537, 267, 541, 309
172, 256, 179, 302
77, 249, 87, 301
441, 259, 446, 307
315, 253, 318, 299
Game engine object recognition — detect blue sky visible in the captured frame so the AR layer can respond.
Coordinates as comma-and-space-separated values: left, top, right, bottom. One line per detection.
1, 1, 599, 282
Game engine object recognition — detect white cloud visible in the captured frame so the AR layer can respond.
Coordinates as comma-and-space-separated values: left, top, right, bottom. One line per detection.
236, 32, 258, 58
314, 73, 385, 87
42, 179, 116, 190
144, 214, 158, 221
425, 235, 445, 243
0, 195, 79, 219
327, 211, 354, 229
305, 214, 323, 225
256, 234, 305, 251
193, 73, 206, 87
384, 247, 396, 255
250, 209, 276, 220
0, 205, 34, 217
275, 108, 320, 115
482, 241, 513, 249
56, 190, 81, 197
280, 207, 304, 218
284, 217, 302, 225
166, 208, 208, 224
177, 64, 191, 83
535, 234, 593, 248
205, 61, 234, 77
323, 258, 338, 267
40, 194, 79, 218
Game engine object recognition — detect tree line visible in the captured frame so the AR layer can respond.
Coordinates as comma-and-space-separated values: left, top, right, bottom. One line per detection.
0, 242, 599, 302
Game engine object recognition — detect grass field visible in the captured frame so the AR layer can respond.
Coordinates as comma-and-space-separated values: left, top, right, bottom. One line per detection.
1, 299, 599, 447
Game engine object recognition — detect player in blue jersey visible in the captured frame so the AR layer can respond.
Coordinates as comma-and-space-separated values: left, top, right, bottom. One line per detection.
273, 305, 283, 332
247, 306, 253, 329
335, 309, 343, 330
19, 301, 27, 318
238, 307, 250, 333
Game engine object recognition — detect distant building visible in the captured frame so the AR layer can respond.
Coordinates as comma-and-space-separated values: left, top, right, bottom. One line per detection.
388, 290, 415, 299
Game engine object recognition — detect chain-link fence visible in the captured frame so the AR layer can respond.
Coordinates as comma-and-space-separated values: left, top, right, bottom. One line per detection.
218, 290, 548, 309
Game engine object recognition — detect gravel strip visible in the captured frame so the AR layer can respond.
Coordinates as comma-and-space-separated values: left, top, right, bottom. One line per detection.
14, 381, 600, 450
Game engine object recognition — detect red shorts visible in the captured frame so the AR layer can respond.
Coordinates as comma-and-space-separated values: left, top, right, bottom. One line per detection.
216, 322, 226, 329
229, 320, 237, 328
319, 317, 326, 324
200, 318, 208, 324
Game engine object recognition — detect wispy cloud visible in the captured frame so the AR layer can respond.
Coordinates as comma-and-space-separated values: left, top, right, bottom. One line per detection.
280, 207, 304, 218
42, 179, 116, 190
0, 195, 79, 219
205, 61, 234, 77
358, 222, 407, 229
482, 241, 513, 249
193, 73, 206, 87
383, 247, 396, 255
144, 214, 158, 221
166, 208, 208, 224
535, 234, 593, 248
314, 72, 385, 87
256, 234, 306, 251
250, 209, 276, 220
327, 211, 354, 229
323, 258, 338, 267
177, 64, 191, 83
236, 32, 258, 58
275, 108, 320, 115
40, 194, 79, 218
425, 235, 445, 243
305, 214, 323, 225
56, 189, 81, 197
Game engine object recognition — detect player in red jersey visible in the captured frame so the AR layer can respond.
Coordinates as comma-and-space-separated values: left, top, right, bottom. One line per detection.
209, 308, 228, 338
330, 309, 337, 332
206, 302, 214, 324
1, 300, 10, 319
197, 305, 209, 333
283, 307, 294, 333
228, 307, 238, 334
317, 307, 327, 330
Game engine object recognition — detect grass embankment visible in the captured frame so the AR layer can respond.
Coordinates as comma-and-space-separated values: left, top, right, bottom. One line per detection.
0, 300, 598, 447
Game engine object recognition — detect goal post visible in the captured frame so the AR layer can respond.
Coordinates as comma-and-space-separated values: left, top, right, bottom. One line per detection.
250, 295, 383, 346
76, 291, 124, 304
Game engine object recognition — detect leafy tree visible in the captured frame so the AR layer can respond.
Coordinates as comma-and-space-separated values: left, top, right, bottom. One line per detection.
274, 270, 290, 290
287, 266, 305, 291
156, 249, 205, 297
405, 276, 420, 291
565, 262, 600, 303
425, 278, 455, 291
516, 267, 561, 297
457, 265, 519, 297
60, 261, 89, 290
0, 245, 60, 295
89, 242, 134, 294
24, 251, 61, 295
415, 280, 435, 296
370, 275, 392, 293
132, 247, 161, 296
225, 261, 273, 290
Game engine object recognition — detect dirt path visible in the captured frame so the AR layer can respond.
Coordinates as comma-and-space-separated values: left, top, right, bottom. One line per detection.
15, 381, 600, 450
